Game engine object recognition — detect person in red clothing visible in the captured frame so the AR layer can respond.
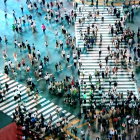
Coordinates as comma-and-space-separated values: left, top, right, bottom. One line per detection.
41, 24, 46, 33
71, 79, 75, 86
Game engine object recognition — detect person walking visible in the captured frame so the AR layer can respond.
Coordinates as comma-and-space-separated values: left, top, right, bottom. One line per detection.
4, 0, 7, 5
0, 92, 3, 102
4, 11, 7, 19
20, 4, 24, 14
5, 82, 9, 92
0, 36, 2, 43
41, 24, 46, 33
96, 0, 98, 9
4, 35, 8, 45
99, 49, 102, 58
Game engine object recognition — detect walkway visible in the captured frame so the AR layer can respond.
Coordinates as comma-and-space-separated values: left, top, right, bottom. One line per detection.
75, 4, 139, 108
0, 73, 75, 125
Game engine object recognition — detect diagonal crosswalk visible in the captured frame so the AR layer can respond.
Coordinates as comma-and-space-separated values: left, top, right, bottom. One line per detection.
0, 73, 75, 124
75, 4, 138, 107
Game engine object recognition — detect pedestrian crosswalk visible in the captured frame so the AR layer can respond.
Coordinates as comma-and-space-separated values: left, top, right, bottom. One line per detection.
75, 5, 139, 107
0, 73, 75, 124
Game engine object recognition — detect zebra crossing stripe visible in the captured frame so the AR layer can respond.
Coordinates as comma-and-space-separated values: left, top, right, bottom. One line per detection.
38, 102, 55, 114
3, 95, 34, 114
0, 75, 76, 124
40, 100, 51, 106
0, 90, 27, 110
44, 107, 62, 120
76, 5, 138, 107
0, 87, 26, 107
42, 105, 58, 116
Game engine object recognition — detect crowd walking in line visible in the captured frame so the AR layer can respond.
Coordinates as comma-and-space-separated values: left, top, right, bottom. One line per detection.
75, 1, 140, 140
0, 0, 79, 139
1, 0, 80, 106
0, 0, 140, 139
12, 104, 71, 139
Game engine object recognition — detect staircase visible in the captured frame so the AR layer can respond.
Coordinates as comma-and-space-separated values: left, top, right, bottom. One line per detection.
75, 4, 139, 108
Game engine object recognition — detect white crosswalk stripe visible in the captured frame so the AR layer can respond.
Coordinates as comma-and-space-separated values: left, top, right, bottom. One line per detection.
75, 4, 138, 107
0, 73, 75, 124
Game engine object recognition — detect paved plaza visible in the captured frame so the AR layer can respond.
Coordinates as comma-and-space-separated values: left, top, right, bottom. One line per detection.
0, 0, 140, 140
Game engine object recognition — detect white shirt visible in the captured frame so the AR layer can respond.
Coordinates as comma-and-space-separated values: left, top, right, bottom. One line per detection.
44, 74, 50, 80
36, 51, 40, 56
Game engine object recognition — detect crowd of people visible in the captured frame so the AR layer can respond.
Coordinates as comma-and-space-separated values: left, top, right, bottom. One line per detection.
75, 1, 140, 140
1, 0, 81, 106
77, 2, 140, 102
0, 0, 140, 139
0, 0, 80, 139
12, 103, 72, 139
